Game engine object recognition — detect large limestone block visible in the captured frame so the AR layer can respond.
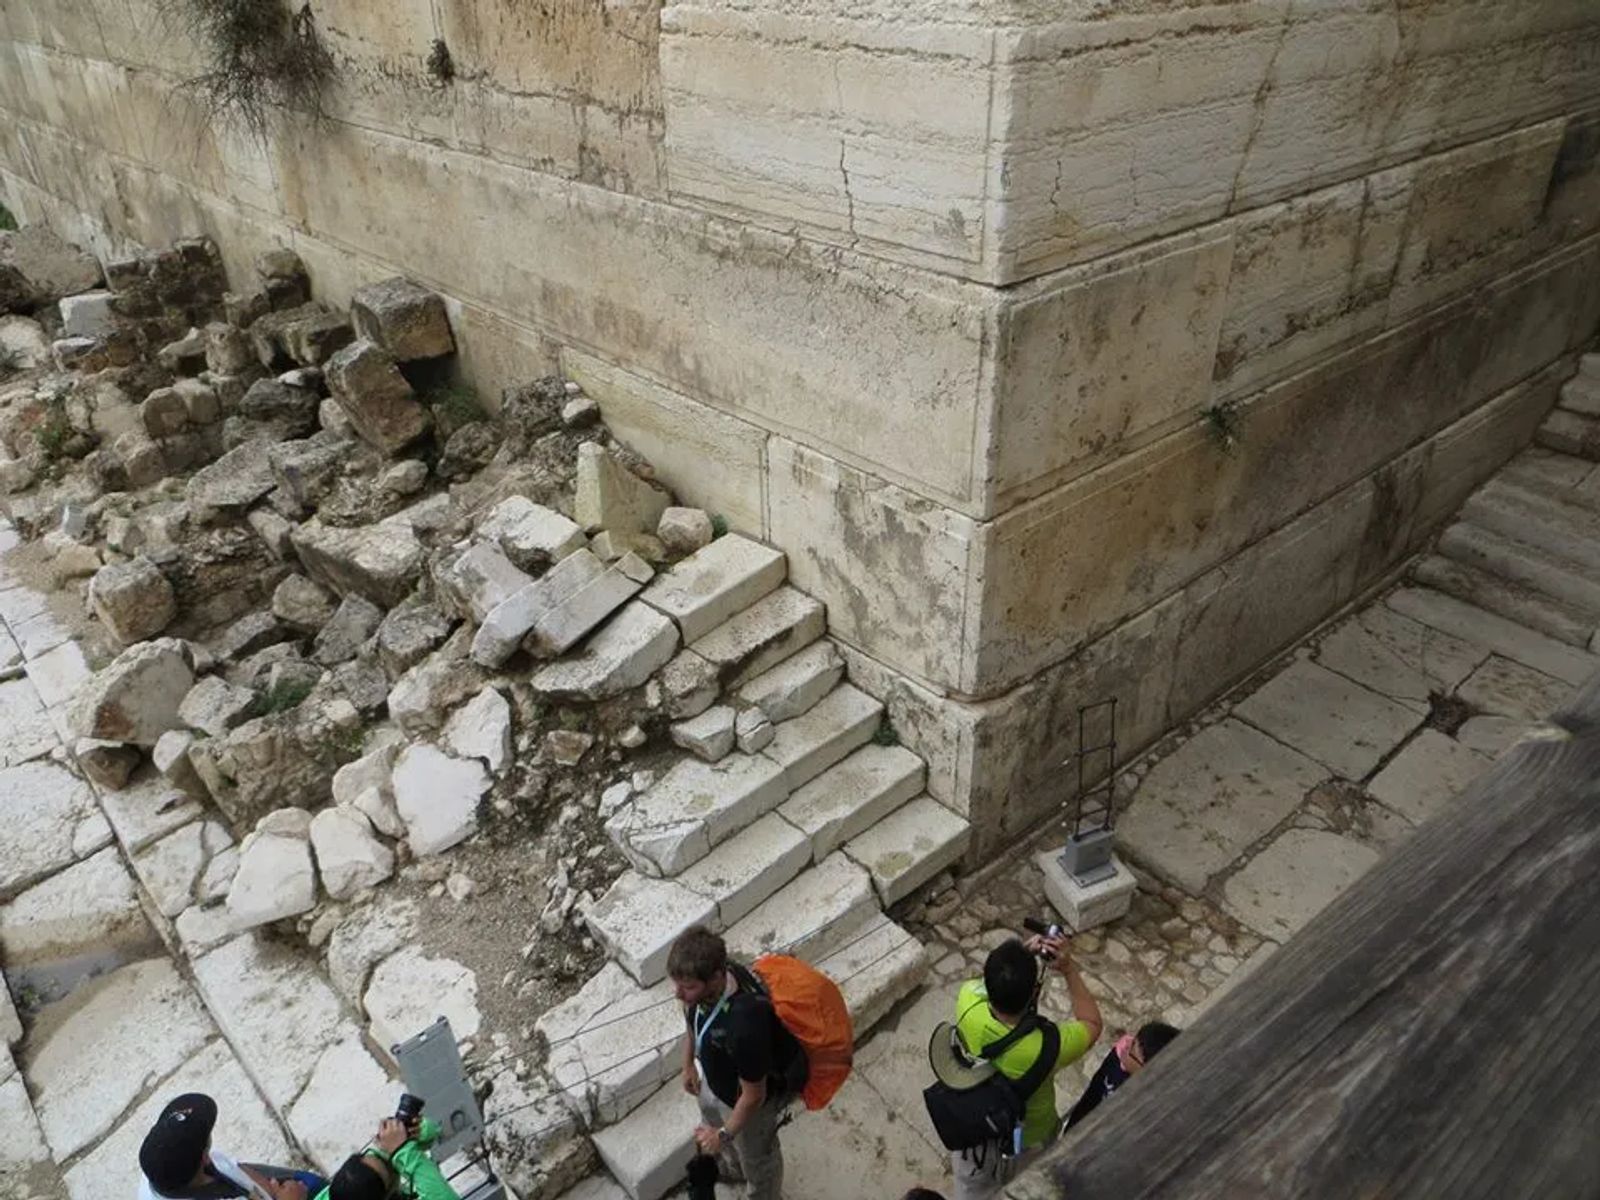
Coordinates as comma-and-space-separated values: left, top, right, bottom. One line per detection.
525, 553, 653, 658
1223, 828, 1380, 941
436, 542, 532, 622
187, 440, 277, 514
0, 227, 103, 311
70, 638, 195, 746
780, 744, 925, 863
1457, 654, 1576, 724
87, 556, 176, 646
842, 794, 969, 906
590, 1074, 698, 1200
477, 495, 587, 571
0, 315, 52, 371
471, 549, 607, 667
310, 806, 395, 900
677, 812, 810, 929
575, 442, 671, 536
0, 761, 106, 898
639, 533, 786, 643
529, 600, 679, 701
737, 639, 844, 724
1117, 718, 1328, 894
24, 959, 212, 1161
325, 339, 431, 454
351, 277, 455, 361
286, 1036, 397, 1175
390, 743, 488, 856
1367, 729, 1490, 827
0, 848, 148, 967
178, 675, 260, 738
227, 824, 318, 929
584, 871, 719, 986
761, 684, 882, 790
689, 585, 826, 688
388, 629, 491, 734
291, 516, 425, 607
364, 946, 480, 1056
1314, 605, 1487, 714
723, 851, 877, 965
442, 686, 512, 776
1233, 659, 1426, 781
539, 962, 682, 1125
58, 291, 117, 339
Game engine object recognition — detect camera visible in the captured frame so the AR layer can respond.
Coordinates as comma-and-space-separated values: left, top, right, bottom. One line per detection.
395, 1093, 426, 1127
1022, 917, 1065, 959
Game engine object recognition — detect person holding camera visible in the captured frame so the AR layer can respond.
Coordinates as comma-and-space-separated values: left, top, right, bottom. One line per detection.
947, 931, 1102, 1199
314, 1106, 459, 1200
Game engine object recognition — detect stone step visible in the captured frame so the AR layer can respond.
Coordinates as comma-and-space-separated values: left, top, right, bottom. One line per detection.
1463, 481, 1600, 575
639, 534, 786, 644
591, 912, 929, 1200
1500, 449, 1600, 505
779, 744, 926, 863
1436, 522, 1600, 619
689, 586, 825, 689
1560, 375, 1600, 417
604, 752, 787, 877
1412, 555, 1595, 648
1385, 586, 1600, 686
1536, 407, 1600, 461
761, 683, 883, 791
724, 851, 879, 964
584, 872, 719, 986
1582, 352, 1600, 382
735, 639, 844, 724
843, 794, 971, 906
676, 812, 812, 928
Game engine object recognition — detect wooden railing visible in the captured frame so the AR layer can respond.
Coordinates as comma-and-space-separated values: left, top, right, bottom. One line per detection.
1005, 672, 1600, 1200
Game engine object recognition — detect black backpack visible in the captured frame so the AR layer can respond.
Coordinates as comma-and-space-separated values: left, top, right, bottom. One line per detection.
922, 1014, 1061, 1157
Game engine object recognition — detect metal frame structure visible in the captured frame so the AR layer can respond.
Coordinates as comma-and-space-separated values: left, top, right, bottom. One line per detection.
1057, 697, 1119, 885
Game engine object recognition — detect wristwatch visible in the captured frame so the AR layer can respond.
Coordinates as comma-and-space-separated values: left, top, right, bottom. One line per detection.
718, 1127, 734, 1146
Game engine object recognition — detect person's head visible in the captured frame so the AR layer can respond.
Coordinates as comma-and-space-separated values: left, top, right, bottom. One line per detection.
1120, 1022, 1180, 1074
139, 1093, 217, 1194
329, 1152, 395, 1200
668, 924, 728, 1006
983, 938, 1039, 1018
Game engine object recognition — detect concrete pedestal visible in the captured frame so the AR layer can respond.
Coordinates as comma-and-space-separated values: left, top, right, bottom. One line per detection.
1036, 847, 1137, 932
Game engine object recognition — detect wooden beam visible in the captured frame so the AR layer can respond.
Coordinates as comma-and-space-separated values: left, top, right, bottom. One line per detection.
1005, 687, 1600, 1200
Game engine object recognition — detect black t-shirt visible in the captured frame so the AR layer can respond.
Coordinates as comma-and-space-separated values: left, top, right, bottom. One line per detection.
687, 965, 806, 1108
1064, 1046, 1129, 1131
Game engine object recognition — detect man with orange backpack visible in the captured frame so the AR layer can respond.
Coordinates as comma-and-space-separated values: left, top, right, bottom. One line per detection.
670, 925, 834, 1200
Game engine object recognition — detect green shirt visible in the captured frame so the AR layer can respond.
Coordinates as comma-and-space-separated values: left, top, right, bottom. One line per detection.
954, 979, 1093, 1149
312, 1119, 459, 1200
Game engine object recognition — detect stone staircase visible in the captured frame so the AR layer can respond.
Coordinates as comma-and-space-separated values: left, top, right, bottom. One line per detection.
539, 532, 970, 1199
1413, 353, 1600, 653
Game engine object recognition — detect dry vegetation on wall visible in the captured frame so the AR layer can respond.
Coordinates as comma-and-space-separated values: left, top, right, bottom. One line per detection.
157, 0, 335, 139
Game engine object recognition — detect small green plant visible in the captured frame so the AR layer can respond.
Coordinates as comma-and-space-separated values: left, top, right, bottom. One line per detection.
35, 395, 73, 462
322, 723, 366, 759
158, 0, 335, 140
1203, 400, 1243, 452
425, 384, 487, 436
871, 717, 900, 748
0, 202, 16, 232
261, 677, 314, 714
426, 39, 455, 84
710, 513, 729, 539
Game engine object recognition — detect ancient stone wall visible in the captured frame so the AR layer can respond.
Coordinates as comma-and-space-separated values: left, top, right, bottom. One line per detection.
3, 0, 1599, 856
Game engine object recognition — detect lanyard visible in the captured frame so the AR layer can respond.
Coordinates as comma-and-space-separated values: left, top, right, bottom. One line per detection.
694, 993, 731, 1055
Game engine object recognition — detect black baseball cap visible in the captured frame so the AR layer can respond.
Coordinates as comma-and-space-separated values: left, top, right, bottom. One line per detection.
139, 1093, 218, 1193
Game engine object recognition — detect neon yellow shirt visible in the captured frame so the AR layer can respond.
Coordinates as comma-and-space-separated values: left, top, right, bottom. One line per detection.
954, 979, 1093, 1149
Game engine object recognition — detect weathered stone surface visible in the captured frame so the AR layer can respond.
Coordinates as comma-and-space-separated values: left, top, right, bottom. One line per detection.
477, 495, 587, 570
365, 946, 480, 1055
388, 627, 490, 734
670, 705, 735, 762
25, 958, 211, 1161
0, 227, 102, 311
26, 639, 89, 712
1234, 659, 1424, 781
761, 683, 882, 789
0, 848, 146, 967
310, 806, 395, 900
212, 612, 292, 663
326, 894, 418, 1004
1367, 729, 1489, 826
1387, 587, 1600, 687
0, 762, 106, 898
656, 650, 720, 719
527, 552, 653, 658
270, 433, 353, 509
70, 638, 195, 746
437, 542, 533, 622
141, 387, 189, 437
737, 639, 844, 724
1223, 828, 1381, 941
471, 548, 606, 667
442, 687, 512, 776
391, 743, 488, 855
656, 507, 714, 557
606, 752, 788, 876
843, 795, 969, 906
152, 728, 205, 798
59, 291, 117, 339
286, 1035, 395, 1175
351, 278, 455, 361
272, 573, 337, 630
325, 339, 430, 454
227, 822, 318, 929
724, 850, 877, 964
177, 675, 259, 738
87, 556, 175, 646
678, 811, 810, 927
376, 593, 456, 675
331, 739, 399, 807
780, 744, 924, 863
539, 962, 682, 1125
1456, 714, 1535, 759
735, 707, 774, 753
292, 516, 425, 607
280, 307, 354, 367
74, 738, 141, 790
1314, 605, 1488, 713
585, 871, 719, 985
575, 442, 670, 536
312, 594, 384, 666
1456, 654, 1575, 723
135, 819, 232, 917
640, 533, 786, 644
187, 440, 277, 513
690, 585, 825, 688
530, 601, 679, 701
1119, 718, 1328, 894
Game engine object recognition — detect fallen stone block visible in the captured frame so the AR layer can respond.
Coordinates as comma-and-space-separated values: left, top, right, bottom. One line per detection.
59, 290, 117, 339
74, 737, 141, 790
391, 743, 487, 855
256, 248, 310, 309
312, 594, 384, 666
529, 600, 678, 702
590, 528, 665, 563
0, 226, 103, 311
173, 378, 220, 425
376, 594, 456, 676
843, 794, 969, 906
656, 649, 720, 719
205, 321, 254, 373
87, 556, 176, 646
575, 441, 670, 536
272, 573, 337, 630
442, 687, 512, 776
310, 806, 395, 900
187, 439, 277, 515
690, 585, 825, 689
156, 327, 208, 375
270, 432, 352, 510
380, 459, 428, 495
351, 277, 455, 361
0, 314, 51, 370
152, 728, 206, 797
141, 387, 189, 437
211, 611, 293, 662
670, 705, 736, 762
734, 708, 774, 754
471, 548, 607, 667
292, 516, 425, 607
526, 552, 653, 658
238, 376, 320, 438
477, 495, 587, 571
656, 507, 714, 557
585, 871, 719, 986
227, 819, 318, 928
545, 729, 594, 766
388, 627, 489, 734
70, 637, 195, 746
325, 339, 430, 454
736, 639, 844, 723
605, 752, 787, 877
280, 307, 354, 367
437, 541, 532, 622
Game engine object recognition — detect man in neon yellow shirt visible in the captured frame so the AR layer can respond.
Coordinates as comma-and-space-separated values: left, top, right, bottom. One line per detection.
950, 931, 1102, 1198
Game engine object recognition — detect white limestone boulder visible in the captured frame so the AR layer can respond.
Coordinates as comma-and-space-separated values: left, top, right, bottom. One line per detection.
390, 744, 488, 856
309, 806, 395, 900
443, 687, 512, 776
70, 638, 196, 746
529, 600, 679, 702
227, 816, 317, 929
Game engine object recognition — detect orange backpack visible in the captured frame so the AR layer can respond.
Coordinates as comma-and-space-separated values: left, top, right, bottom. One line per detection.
751, 954, 855, 1110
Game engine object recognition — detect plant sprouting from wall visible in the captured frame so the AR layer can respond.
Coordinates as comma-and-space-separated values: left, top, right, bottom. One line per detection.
158, 0, 336, 140
1203, 400, 1243, 453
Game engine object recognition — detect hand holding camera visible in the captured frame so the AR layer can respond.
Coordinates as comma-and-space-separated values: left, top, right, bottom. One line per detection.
1022, 917, 1070, 964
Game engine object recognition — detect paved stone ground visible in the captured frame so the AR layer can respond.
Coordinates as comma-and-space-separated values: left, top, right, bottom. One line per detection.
6, 438, 1600, 1200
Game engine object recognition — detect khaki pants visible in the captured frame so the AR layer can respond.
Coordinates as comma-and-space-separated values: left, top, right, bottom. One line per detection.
697, 1068, 787, 1200
950, 1145, 1041, 1200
